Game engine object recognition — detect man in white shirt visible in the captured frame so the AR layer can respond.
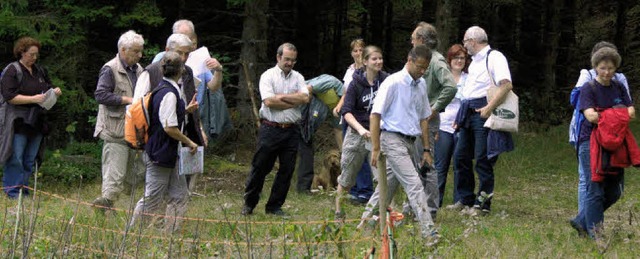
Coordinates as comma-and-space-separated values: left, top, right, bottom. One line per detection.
362, 45, 437, 239
451, 26, 513, 215
242, 43, 310, 216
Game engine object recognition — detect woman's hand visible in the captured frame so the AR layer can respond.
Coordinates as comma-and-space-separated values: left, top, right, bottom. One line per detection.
332, 105, 341, 117
357, 128, 371, 139
31, 93, 46, 104
53, 87, 62, 96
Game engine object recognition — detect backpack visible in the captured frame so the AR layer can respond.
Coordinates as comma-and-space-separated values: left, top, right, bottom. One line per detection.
124, 84, 169, 149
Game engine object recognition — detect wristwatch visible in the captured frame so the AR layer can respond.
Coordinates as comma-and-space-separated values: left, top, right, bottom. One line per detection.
423, 148, 431, 153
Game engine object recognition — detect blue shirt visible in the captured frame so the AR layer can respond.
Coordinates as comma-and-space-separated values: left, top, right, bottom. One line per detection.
371, 67, 431, 136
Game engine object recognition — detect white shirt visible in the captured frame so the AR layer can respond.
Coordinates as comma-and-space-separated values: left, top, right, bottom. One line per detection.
460, 45, 511, 100
133, 71, 151, 100
158, 77, 187, 129
258, 65, 309, 123
371, 67, 431, 137
342, 64, 356, 92
439, 72, 467, 133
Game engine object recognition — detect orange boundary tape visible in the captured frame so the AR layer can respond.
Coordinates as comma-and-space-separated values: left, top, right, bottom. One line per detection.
14, 186, 368, 225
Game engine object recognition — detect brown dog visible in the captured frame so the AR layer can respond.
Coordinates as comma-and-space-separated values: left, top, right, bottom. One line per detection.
311, 149, 341, 191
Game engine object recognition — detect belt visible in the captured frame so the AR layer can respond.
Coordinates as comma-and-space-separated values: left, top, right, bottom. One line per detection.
383, 130, 417, 142
261, 119, 295, 128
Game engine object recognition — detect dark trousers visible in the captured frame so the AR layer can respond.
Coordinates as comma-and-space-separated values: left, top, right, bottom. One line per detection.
435, 130, 458, 207
296, 139, 314, 192
454, 112, 497, 210
244, 124, 300, 211
342, 122, 373, 200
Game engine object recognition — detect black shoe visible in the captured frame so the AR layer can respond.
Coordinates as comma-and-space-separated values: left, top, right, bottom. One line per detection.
265, 208, 288, 216
241, 206, 254, 216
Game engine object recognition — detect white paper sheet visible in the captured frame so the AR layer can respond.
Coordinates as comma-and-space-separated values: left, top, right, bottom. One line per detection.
179, 146, 204, 175
186, 47, 211, 77
39, 88, 57, 110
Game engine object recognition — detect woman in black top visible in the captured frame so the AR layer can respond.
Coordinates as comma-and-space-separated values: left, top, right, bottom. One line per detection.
334, 45, 388, 218
1, 37, 62, 198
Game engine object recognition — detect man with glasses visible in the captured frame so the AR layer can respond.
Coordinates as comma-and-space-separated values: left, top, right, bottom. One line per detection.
92, 30, 146, 211
451, 26, 513, 215
409, 22, 457, 219
362, 45, 438, 241
241, 43, 310, 216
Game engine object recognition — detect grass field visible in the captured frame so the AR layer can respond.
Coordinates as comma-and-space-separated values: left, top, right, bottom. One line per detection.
1, 122, 639, 258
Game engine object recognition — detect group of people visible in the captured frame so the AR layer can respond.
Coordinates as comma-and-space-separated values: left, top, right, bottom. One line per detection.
92, 20, 228, 232
0, 18, 634, 242
240, 23, 516, 241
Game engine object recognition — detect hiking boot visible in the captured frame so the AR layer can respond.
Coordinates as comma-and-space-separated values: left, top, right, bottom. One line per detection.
91, 197, 114, 213
241, 205, 253, 216
424, 228, 441, 247
445, 201, 468, 211
569, 219, 587, 237
470, 205, 490, 216
266, 208, 288, 216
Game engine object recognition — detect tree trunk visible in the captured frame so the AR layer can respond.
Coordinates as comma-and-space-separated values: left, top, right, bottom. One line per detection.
384, 1, 393, 62
421, 0, 436, 23
238, 0, 269, 135
296, 0, 320, 76
332, 0, 347, 76
435, 0, 461, 53
370, 0, 386, 47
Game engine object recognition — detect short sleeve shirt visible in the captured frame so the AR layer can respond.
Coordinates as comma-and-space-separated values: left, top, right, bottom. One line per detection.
158, 77, 188, 129
371, 67, 431, 136
258, 65, 308, 123
460, 46, 511, 100
577, 80, 632, 142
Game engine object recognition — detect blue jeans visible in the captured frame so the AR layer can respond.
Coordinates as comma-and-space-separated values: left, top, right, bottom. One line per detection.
3, 133, 43, 198
435, 130, 458, 207
577, 141, 590, 215
454, 112, 497, 210
573, 171, 624, 238
342, 122, 373, 200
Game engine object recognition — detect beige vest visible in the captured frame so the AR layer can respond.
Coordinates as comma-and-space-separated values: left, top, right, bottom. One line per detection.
94, 55, 143, 142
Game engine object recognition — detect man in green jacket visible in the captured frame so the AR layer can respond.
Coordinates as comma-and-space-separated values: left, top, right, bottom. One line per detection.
410, 22, 458, 219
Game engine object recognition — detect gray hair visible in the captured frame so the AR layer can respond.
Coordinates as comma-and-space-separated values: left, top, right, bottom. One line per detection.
172, 19, 195, 35
465, 26, 488, 44
415, 22, 438, 48
591, 41, 617, 56
117, 30, 144, 50
409, 44, 432, 62
591, 46, 621, 69
165, 33, 192, 50
277, 43, 297, 56
162, 51, 184, 78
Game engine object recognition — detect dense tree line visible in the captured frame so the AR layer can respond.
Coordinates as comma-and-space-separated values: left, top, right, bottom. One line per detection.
1, 0, 639, 147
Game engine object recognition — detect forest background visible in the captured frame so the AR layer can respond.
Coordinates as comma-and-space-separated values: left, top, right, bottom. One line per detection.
1, 0, 639, 148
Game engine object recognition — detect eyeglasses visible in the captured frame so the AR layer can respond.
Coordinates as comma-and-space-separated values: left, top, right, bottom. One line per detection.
282, 57, 297, 64
452, 56, 466, 61
462, 38, 474, 44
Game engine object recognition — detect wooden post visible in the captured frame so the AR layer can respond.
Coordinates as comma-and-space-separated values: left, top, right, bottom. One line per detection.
377, 153, 388, 239
241, 62, 261, 129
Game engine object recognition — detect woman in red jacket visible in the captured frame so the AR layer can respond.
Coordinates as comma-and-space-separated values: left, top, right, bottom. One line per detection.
570, 46, 635, 239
